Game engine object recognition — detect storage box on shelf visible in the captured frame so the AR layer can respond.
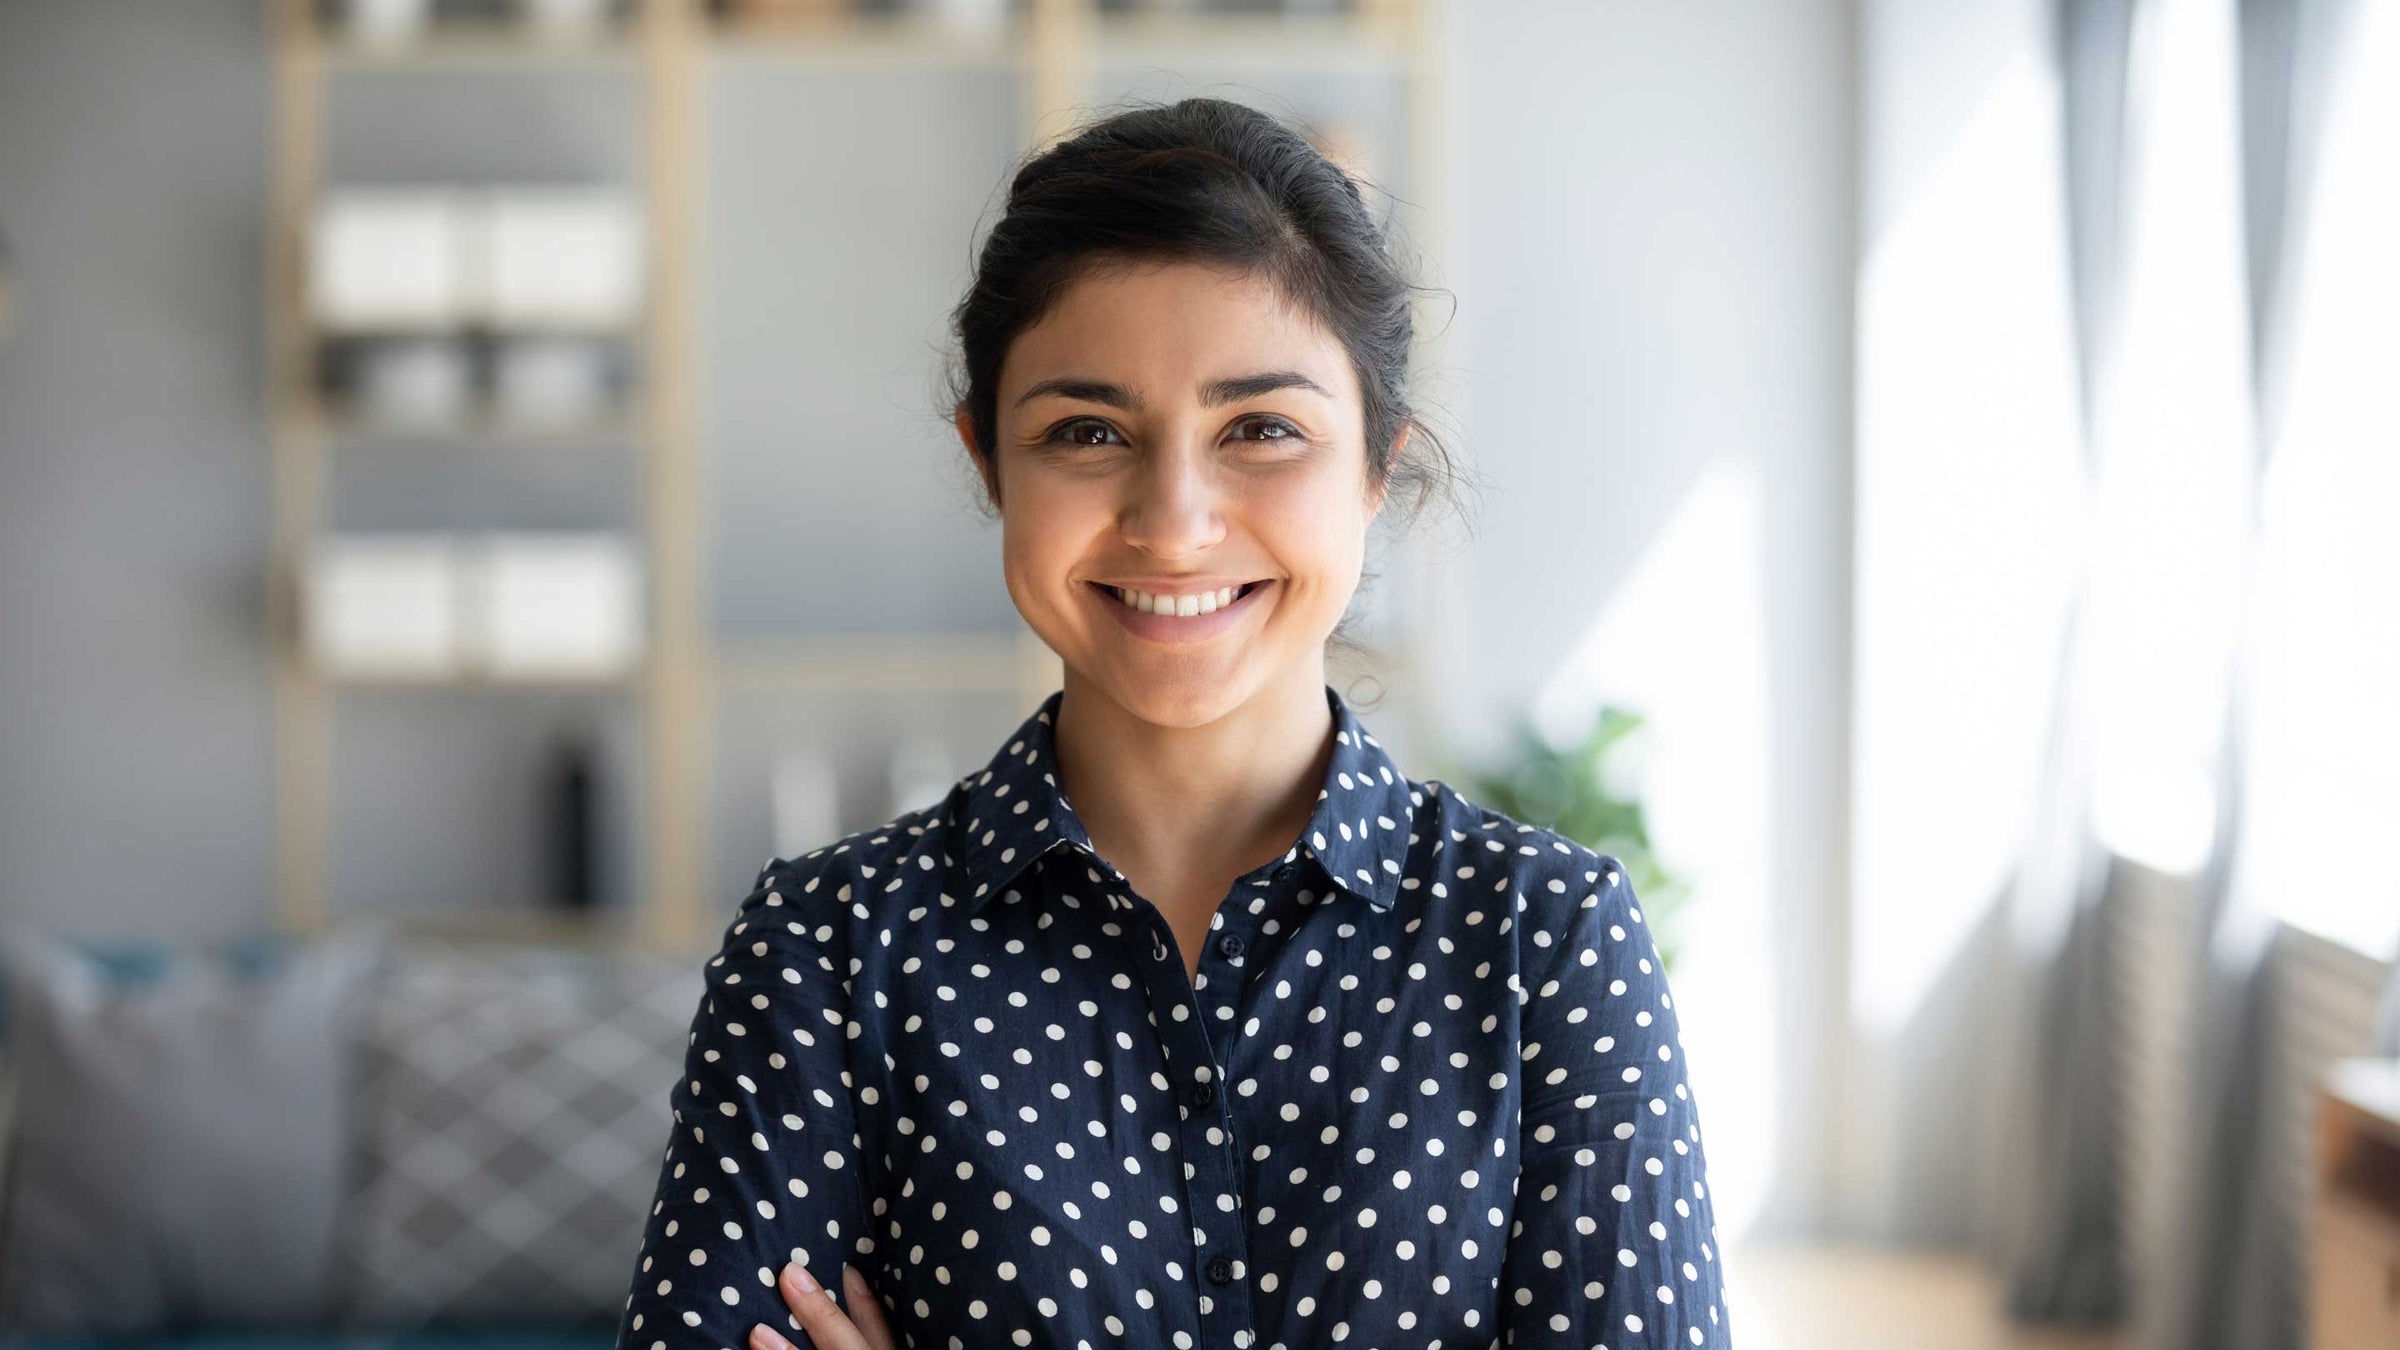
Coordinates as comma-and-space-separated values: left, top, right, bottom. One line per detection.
304, 532, 645, 685
306, 184, 644, 438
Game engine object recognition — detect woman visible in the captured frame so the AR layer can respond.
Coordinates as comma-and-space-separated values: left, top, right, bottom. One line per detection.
614, 97, 1730, 1349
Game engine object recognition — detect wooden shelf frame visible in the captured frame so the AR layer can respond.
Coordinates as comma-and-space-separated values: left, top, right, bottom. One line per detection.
266, 0, 1445, 954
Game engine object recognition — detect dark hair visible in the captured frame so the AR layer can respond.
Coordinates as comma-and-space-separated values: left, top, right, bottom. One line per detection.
943, 96, 1474, 660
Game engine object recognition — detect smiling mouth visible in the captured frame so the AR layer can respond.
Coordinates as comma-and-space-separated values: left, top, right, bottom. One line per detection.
1087, 580, 1267, 617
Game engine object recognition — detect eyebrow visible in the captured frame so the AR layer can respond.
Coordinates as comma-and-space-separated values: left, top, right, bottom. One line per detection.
1012, 370, 1334, 411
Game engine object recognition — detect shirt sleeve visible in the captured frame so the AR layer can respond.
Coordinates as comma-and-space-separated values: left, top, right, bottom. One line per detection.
614, 856, 879, 1350
1498, 855, 1734, 1348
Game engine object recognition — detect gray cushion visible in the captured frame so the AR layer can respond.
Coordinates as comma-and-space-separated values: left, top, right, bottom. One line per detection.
336, 946, 703, 1329
0, 931, 379, 1333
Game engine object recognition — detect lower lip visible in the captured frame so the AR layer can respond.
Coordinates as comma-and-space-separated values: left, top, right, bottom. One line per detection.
1090, 580, 1271, 644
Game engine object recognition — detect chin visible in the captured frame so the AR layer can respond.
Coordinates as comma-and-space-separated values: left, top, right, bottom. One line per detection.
1086, 662, 1259, 728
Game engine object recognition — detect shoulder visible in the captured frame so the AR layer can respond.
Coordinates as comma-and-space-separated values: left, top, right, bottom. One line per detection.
1425, 791, 1685, 1115
1414, 778, 1644, 957
698, 798, 956, 1027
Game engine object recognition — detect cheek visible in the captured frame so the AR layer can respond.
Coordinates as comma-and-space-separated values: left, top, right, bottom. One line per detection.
1254, 470, 1370, 586
997, 471, 1103, 588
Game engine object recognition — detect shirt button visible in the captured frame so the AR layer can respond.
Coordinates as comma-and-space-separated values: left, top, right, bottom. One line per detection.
1271, 862, 1297, 882
1217, 932, 1245, 959
1207, 1253, 1235, 1284
1189, 1079, 1215, 1110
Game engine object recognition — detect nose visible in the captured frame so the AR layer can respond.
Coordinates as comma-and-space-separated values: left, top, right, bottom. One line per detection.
1117, 438, 1225, 560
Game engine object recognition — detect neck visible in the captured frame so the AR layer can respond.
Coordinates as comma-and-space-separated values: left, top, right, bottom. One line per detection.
1052, 662, 1336, 889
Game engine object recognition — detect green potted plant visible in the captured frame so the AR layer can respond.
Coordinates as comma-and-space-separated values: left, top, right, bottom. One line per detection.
1456, 704, 1690, 974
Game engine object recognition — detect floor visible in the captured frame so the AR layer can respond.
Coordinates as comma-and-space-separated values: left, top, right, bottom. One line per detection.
1726, 1242, 2132, 1350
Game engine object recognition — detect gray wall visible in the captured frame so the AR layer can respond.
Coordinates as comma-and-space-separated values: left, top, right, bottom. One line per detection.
0, 0, 276, 941
704, 59, 1021, 639
1437, 0, 1858, 1240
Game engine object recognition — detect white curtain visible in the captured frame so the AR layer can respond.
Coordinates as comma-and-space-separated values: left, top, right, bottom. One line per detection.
1854, 0, 2390, 1345
2168, 3, 2390, 1350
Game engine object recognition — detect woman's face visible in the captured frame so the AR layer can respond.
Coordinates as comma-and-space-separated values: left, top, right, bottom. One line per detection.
964, 260, 1391, 727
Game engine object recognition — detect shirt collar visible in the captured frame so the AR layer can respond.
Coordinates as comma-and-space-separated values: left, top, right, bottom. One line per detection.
953, 683, 1415, 917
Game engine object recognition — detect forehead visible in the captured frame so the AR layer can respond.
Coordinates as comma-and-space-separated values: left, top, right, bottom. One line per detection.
998, 260, 1355, 402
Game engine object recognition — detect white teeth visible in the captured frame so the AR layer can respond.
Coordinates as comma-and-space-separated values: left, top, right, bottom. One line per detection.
1111, 584, 1246, 616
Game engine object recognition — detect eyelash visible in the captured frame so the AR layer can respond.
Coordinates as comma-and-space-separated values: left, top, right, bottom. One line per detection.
1041, 415, 1302, 447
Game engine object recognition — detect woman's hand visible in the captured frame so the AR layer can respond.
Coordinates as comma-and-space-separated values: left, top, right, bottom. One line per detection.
748, 1261, 897, 1350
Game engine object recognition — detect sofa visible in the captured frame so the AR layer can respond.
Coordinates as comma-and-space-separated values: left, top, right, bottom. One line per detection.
0, 927, 709, 1349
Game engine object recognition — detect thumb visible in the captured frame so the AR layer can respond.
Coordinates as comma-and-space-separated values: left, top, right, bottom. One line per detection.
842, 1265, 899, 1350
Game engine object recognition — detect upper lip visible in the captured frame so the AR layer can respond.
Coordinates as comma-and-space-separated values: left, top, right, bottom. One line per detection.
1089, 577, 1268, 596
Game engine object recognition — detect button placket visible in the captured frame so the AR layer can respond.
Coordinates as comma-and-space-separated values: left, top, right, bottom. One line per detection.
1131, 893, 1258, 1348
1197, 904, 1257, 1025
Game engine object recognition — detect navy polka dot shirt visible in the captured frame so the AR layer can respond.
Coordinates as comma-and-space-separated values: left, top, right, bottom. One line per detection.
615, 683, 1731, 1349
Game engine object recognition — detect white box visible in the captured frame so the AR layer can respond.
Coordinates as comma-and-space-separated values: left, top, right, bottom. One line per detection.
306, 535, 462, 678
481, 190, 643, 330
467, 533, 642, 679
308, 189, 472, 331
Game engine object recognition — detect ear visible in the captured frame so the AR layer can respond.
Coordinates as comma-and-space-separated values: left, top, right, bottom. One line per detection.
957, 406, 999, 508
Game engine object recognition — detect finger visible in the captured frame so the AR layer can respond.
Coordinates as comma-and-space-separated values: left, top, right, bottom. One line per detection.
842, 1265, 899, 1350
750, 1325, 797, 1350
774, 1260, 867, 1350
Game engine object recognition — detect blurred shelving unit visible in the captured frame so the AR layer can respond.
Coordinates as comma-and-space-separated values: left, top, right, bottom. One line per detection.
266, 0, 1442, 955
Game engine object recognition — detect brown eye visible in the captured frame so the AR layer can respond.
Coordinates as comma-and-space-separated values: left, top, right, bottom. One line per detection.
1234, 415, 1300, 442
1044, 417, 1123, 447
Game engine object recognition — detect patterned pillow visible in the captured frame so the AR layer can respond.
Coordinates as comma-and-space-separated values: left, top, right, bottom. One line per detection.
0, 930, 378, 1334
338, 945, 705, 1328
